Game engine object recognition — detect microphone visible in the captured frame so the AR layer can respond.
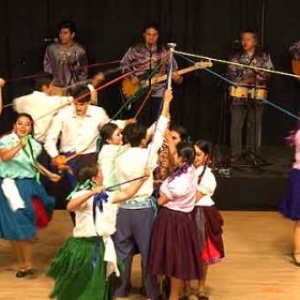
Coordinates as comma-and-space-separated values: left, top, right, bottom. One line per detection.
43, 37, 59, 43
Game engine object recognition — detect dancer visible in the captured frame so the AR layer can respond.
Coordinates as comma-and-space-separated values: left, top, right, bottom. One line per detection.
45, 85, 135, 223
112, 89, 172, 299
47, 162, 150, 300
184, 140, 224, 300
0, 113, 59, 277
279, 122, 300, 266
148, 142, 202, 300
98, 121, 155, 189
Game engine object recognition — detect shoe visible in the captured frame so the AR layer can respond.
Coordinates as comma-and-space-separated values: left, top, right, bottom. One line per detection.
15, 268, 34, 278
291, 253, 300, 267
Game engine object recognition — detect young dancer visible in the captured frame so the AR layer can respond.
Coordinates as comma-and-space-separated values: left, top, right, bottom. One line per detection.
148, 142, 202, 300
185, 140, 224, 300
47, 162, 150, 300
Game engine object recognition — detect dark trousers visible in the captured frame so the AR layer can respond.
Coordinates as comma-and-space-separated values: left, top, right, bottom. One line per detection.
113, 208, 159, 298
230, 99, 264, 155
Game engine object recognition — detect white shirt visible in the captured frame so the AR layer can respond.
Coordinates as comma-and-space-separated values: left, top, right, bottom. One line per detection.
195, 166, 216, 207
13, 91, 73, 143
115, 116, 168, 204
44, 104, 126, 157
73, 190, 118, 238
98, 144, 128, 190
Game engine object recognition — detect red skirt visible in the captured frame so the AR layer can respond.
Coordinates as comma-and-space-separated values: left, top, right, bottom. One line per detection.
32, 197, 49, 229
193, 206, 225, 265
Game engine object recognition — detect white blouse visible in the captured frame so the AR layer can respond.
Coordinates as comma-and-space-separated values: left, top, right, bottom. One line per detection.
195, 166, 217, 207
98, 144, 128, 190
72, 190, 118, 238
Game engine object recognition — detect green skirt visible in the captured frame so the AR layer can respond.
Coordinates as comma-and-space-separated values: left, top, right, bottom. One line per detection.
47, 237, 111, 300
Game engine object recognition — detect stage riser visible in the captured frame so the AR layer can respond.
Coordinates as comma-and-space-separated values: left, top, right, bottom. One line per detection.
214, 177, 287, 210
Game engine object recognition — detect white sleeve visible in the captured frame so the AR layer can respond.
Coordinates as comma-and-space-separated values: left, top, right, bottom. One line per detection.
197, 170, 217, 196
13, 97, 25, 113
44, 112, 64, 158
147, 116, 169, 168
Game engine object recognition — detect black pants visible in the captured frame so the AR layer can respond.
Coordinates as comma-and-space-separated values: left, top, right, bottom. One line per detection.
230, 99, 264, 155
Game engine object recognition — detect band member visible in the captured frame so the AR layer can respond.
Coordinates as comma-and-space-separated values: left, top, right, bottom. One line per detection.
227, 29, 273, 162
44, 20, 88, 95
120, 22, 182, 126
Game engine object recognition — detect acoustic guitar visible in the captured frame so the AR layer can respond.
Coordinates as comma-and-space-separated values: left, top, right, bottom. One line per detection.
121, 61, 213, 100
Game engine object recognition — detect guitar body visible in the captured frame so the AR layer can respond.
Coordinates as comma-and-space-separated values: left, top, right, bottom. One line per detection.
291, 59, 300, 80
121, 77, 140, 100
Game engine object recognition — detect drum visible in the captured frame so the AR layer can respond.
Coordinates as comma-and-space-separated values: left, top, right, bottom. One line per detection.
229, 86, 267, 100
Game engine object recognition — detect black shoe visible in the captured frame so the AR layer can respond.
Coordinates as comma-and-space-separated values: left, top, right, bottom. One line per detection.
15, 268, 34, 278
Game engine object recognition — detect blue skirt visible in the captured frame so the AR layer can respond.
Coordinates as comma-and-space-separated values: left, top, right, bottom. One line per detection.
279, 169, 300, 221
0, 178, 55, 240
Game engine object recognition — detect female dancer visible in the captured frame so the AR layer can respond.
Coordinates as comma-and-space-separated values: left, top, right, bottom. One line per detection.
0, 113, 59, 277
185, 140, 224, 300
148, 142, 202, 300
47, 162, 150, 300
280, 124, 300, 266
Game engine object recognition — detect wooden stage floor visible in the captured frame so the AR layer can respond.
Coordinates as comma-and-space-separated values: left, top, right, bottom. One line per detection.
0, 211, 300, 300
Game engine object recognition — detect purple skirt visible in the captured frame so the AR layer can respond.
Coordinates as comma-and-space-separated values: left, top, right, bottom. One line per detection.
147, 207, 202, 281
279, 169, 300, 221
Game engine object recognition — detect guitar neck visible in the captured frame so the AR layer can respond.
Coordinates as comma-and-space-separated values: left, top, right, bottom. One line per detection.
147, 65, 200, 86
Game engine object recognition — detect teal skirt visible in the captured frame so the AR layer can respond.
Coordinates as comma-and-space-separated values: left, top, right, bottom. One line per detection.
47, 237, 111, 300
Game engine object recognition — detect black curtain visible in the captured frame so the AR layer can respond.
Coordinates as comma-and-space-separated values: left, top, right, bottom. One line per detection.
1, 0, 299, 145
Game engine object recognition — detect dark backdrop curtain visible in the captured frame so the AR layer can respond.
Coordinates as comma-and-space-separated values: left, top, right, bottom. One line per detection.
0, 0, 299, 145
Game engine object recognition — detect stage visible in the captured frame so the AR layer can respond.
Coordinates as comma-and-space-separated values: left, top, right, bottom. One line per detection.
0, 211, 299, 300
212, 145, 293, 210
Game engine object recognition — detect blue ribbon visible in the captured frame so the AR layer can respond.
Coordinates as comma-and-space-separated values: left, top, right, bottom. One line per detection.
91, 190, 109, 270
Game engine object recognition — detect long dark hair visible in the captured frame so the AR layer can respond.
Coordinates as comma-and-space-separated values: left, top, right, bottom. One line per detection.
100, 123, 119, 145
194, 139, 212, 183
168, 142, 195, 182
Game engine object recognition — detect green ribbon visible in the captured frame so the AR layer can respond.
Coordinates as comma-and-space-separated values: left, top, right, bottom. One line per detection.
66, 179, 97, 201
21, 135, 40, 183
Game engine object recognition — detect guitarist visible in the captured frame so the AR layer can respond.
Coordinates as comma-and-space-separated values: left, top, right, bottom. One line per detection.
120, 21, 182, 126
227, 29, 273, 162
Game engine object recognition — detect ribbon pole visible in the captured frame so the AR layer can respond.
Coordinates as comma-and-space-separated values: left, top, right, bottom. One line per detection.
167, 43, 176, 89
